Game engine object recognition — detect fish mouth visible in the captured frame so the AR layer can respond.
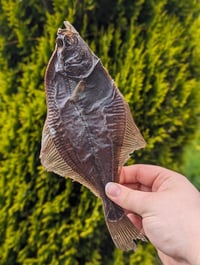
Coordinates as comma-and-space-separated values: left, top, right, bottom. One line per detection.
57, 21, 78, 35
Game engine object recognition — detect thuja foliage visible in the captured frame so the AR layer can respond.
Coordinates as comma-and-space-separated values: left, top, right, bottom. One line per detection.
0, 0, 200, 264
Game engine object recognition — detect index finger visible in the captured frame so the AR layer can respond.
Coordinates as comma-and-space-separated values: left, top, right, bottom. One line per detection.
119, 164, 174, 190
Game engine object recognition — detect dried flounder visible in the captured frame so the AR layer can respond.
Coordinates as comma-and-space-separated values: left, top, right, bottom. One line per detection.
40, 21, 147, 251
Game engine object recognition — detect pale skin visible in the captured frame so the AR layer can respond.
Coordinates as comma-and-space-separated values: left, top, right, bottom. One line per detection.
105, 164, 200, 265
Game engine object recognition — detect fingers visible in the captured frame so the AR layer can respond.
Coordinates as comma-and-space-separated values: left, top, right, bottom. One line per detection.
120, 164, 174, 191
127, 213, 143, 231
123, 183, 152, 192
105, 182, 153, 216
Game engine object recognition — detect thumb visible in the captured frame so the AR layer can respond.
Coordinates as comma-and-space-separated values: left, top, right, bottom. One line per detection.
105, 182, 152, 216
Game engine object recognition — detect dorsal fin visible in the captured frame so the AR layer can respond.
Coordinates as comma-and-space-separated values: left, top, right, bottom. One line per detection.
119, 102, 146, 167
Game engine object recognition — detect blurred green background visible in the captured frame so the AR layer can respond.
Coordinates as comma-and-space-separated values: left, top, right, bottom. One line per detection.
182, 126, 200, 189
0, 0, 200, 264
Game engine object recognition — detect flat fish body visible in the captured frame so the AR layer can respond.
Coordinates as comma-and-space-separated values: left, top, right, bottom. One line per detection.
40, 21, 147, 251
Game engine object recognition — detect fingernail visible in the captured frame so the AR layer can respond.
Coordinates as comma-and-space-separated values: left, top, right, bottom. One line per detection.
105, 182, 121, 197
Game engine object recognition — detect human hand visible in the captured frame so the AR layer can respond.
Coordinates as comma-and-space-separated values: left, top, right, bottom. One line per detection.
105, 165, 200, 265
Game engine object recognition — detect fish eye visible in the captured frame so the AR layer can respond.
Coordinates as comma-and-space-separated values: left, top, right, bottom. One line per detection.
64, 35, 73, 47
56, 38, 63, 48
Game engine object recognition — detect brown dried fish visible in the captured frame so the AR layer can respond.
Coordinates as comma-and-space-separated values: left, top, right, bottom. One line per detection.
40, 21, 147, 251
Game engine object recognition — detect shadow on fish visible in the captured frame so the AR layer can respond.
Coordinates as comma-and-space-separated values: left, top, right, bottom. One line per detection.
40, 21, 147, 251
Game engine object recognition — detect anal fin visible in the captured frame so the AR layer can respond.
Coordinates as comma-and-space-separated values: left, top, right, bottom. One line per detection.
40, 120, 100, 197
40, 120, 75, 177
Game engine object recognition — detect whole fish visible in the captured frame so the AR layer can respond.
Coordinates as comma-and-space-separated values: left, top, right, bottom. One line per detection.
40, 21, 146, 251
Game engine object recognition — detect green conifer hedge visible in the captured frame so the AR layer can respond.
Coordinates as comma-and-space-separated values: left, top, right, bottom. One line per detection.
0, 0, 200, 264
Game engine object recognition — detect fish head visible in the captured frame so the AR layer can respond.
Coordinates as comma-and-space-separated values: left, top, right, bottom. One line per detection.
55, 21, 98, 79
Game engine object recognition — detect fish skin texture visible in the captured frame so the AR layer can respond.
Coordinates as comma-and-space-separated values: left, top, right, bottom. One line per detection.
40, 21, 147, 251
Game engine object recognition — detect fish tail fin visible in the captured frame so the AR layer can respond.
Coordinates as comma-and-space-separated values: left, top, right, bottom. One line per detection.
105, 214, 147, 251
